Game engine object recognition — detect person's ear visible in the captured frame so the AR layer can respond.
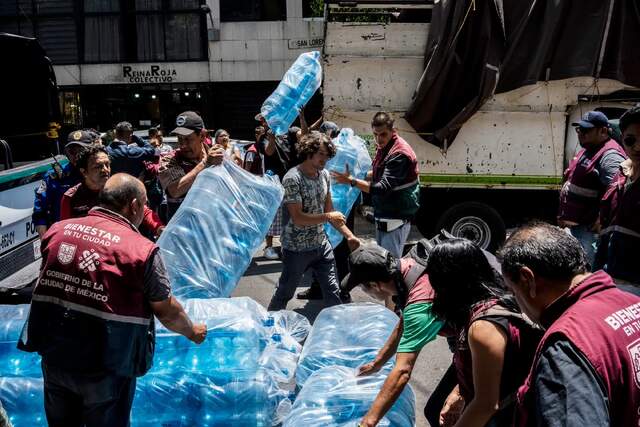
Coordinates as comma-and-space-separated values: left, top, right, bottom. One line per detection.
520, 266, 537, 298
130, 198, 139, 216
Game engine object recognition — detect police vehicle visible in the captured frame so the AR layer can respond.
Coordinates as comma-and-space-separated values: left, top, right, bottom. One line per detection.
0, 33, 64, 297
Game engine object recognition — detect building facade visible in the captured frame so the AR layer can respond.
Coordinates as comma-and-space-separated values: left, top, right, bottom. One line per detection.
0, 0, 324, 138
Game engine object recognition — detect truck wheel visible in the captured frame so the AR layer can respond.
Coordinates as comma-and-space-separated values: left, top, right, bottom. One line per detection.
435, 202, 506, 253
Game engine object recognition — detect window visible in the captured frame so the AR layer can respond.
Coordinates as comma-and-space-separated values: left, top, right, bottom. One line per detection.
0, 0, 79, 64
132, 0, 206, 62
220, 0, 286, 22
165, 13, 202, 60
0, 0, 206, 64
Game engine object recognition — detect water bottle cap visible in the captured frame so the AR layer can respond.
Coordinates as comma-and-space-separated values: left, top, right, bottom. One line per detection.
263, 316, 275, 327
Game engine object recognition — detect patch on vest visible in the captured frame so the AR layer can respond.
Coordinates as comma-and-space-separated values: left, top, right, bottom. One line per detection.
627, 338, 640, 390
78, 249, 100, 272
57, 243, 77, 265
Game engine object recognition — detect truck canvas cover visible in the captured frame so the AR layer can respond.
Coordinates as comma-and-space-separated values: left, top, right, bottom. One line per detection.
406, 0, 640, 148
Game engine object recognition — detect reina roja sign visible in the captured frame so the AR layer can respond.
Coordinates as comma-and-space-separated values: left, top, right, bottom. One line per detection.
122, 65, 178, 83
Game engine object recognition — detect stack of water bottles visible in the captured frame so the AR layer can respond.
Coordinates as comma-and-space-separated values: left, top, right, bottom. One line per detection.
260, 51, 322, 136
0, 299, 311, 427
296, 303, 400, 386
284, 303, 416, 427
131, 297, 310, 427
283, 366, 416, 427
157, 159, 284, 299
324, 129, 373, 248
0, 305, 46, 427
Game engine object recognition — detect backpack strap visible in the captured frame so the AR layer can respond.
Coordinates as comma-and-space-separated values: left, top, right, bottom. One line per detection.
404, 262, 426, 291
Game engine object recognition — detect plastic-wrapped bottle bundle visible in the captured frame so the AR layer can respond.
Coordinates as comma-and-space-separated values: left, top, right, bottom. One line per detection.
283, 366, 416, 427
131, 371, 283, 427
268, 310, 312, 344
0, 298, 309, 426
157, 160, 284, 299
324, 129, 373, 247
153, 299, 264, 377
261, 51, 322, 135
296, 303, 399, 386
133, 298, 306, 426
0, 376, 46, 427
0, 305, 41, 378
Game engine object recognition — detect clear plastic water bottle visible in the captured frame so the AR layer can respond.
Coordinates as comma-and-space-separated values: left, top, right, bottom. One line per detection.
261, 51, 322, 136
324, 129, 372, 247
296, 303, 398, 387
283, 366, 416, 427
0, 376, 47, 427
157, 161, 284, 299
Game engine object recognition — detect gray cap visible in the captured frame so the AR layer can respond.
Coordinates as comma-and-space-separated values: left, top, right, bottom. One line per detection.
171, 111, 205, 136
342, 243, 396, 292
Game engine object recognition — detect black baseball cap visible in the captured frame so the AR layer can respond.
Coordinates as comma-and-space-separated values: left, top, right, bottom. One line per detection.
65, 130, 95, 148
171, 111, 205, 136
572, 111, 609, 129
342, 243, 397, 293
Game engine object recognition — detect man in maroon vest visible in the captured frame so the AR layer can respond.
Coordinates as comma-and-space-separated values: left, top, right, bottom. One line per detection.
596, 106, 640, 292
19, 174, 207, 427
558, 111, 626, 266
499, 222, 640, 426
60, 146, 165, 240
333, 112, 420, 259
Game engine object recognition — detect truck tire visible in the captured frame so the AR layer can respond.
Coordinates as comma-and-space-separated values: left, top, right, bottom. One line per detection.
435, 202, 506, 253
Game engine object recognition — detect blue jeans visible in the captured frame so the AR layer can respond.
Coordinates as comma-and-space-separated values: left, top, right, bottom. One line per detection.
376, 221, 411, 259
268, 240, 342, 311
568, 225, 597, 269
42, 361, 136, 427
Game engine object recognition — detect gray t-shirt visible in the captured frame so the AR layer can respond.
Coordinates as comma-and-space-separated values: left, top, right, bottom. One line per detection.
143, 251, 172, 302
281, 166, 330, 252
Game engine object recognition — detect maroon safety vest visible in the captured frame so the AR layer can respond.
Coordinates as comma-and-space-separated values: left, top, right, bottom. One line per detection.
558, 139, 626, 225
597, 168, 640, 284
516, 271, 640, 426
371, 133, 420, 219
63, 182, 99, 219
453, 299, 541, 419
372, 133, 419, 184
20, 208, 157, 377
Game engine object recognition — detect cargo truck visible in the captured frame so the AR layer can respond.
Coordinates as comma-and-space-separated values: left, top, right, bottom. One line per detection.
322, 0, 640, 251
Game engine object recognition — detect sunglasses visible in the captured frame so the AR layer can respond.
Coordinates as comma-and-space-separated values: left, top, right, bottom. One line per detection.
623, 135, 639, 147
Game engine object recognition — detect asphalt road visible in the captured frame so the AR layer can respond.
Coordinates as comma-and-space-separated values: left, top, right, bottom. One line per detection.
232, 215, 452, 427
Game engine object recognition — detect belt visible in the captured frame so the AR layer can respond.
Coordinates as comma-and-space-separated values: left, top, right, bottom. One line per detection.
375, 218, 406, 232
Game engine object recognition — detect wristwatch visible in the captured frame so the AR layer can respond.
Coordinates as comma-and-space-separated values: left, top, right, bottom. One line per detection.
350, 177, 357, 187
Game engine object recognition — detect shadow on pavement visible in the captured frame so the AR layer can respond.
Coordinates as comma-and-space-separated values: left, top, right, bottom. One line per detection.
243, 258, 283, 277
292, 298, 325, 324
